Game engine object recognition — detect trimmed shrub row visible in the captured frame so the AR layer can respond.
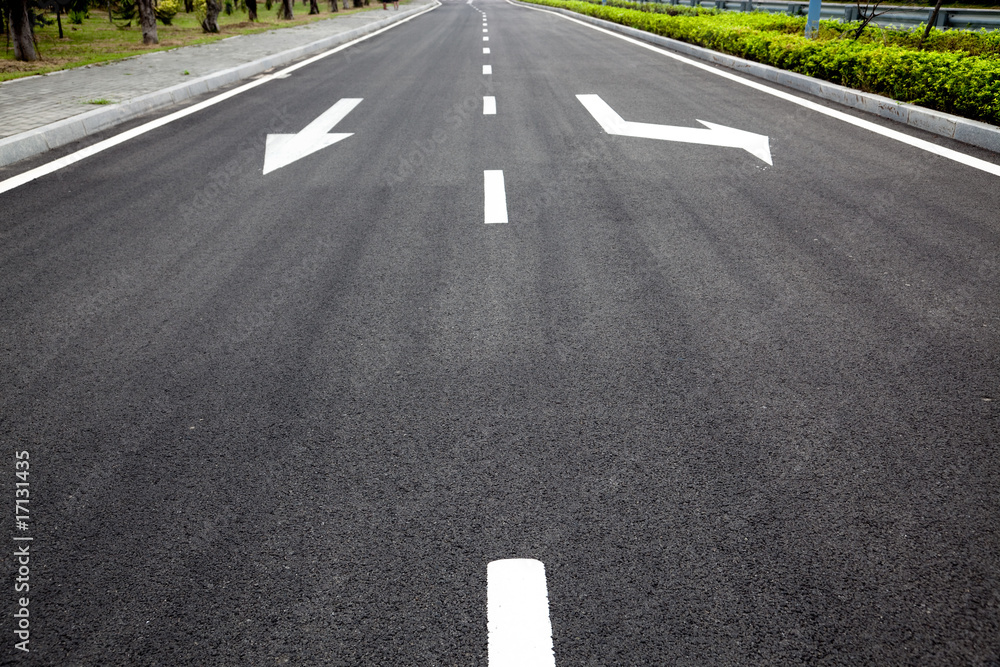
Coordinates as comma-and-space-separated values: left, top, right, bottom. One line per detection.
529, 0, 1000, 125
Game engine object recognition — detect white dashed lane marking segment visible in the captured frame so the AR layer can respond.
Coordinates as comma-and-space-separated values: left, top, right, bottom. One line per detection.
484, 65, 493, 74
487, 559, 555, 666
484, 96, 497, 115
484, 47, 490, 53
483, 170, 508, 224
484, 36, 489, 40
483, 28, 488, 31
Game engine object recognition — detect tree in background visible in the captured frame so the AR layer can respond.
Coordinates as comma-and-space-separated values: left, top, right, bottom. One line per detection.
921, 0, 944, 46
136, 0, 157, 43
4, 0, 39, 61
308, 0, 317, 13
201, 0, 219, 30
277, 0, 291, 19
246, 0, 256, 20
850, 0, 889, 39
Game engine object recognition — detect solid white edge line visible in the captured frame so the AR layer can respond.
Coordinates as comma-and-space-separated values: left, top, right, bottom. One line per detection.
484, 170, 508, 224
0, 1, 441, 196
487, 559, 555, 667
507, 0, 1000, 178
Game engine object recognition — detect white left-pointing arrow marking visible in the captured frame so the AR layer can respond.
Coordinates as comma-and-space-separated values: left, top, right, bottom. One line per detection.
263, 98, 362, 175
577, 94, 772, 165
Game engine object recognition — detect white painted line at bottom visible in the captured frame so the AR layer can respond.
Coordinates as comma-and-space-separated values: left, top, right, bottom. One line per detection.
484, 96, 497, 115
484, 47, 491, 53
487, 559, 555, 666
484, 170, 508, 224
483, 65, 493, 75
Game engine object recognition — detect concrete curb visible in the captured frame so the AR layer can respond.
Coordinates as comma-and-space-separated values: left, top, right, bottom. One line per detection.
0, 3, 435, 168
515, 1, 1000, 155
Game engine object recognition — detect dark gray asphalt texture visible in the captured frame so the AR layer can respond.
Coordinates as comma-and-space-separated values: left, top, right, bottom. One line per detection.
2, 0, 1000, 664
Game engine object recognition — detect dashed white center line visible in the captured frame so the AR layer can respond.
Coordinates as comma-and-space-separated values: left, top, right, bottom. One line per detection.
483, 170, 508, 224
483, 65, 492, 75
483, 28, 488, 32
487, 559, 555, 666
483, 96, 496, 115
483, 47, 490, 53
483, 36, 489, 41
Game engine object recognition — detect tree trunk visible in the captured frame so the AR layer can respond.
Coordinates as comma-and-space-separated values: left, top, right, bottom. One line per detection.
246, 0, 257, 19
184, 0, 193, 11
308, 0, 318, 13
328, 0, 337, 11
7, 0, 38, 61
278, 0, 292, 18
137, 0, 158, 44
202, 0, 221, 31
56, 6, 63, 38
921, 0, 944, 44
351, 0, 362, 8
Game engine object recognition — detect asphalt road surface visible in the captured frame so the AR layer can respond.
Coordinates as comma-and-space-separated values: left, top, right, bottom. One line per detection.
2, 0, 999, 664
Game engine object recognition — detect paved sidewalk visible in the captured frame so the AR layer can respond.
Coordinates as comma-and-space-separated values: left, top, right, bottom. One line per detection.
0, 2, 431, 140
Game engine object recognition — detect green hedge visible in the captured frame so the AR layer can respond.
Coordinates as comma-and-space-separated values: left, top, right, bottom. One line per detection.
529, 0, 1000, 125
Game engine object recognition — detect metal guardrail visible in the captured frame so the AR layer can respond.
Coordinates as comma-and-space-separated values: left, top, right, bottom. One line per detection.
649, 0, 1000, 30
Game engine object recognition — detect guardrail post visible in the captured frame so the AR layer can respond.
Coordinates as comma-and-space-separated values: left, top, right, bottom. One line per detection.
715, 0, 725, 9
786, 2, 799, 14
844, 5, 858, 21
936, 9, 949, 27
805, 0, 821, 36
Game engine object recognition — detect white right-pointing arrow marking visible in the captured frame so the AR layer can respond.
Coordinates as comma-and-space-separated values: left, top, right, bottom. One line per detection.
577, 94, 772, 165
263, 98, 362, 175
